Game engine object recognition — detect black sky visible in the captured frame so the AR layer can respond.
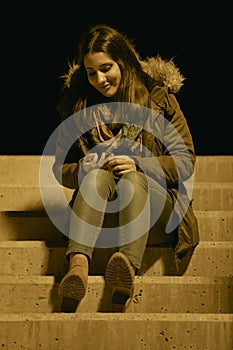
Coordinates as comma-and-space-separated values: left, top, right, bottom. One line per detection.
2, 3, 232, 155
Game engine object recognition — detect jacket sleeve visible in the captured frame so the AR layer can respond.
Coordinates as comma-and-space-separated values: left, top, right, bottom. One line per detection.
52, 118, 87, 189
133, 87, 196, 188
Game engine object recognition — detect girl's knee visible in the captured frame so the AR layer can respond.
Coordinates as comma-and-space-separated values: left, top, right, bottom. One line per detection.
121, 171, 147, 189
85, 169, 116, 197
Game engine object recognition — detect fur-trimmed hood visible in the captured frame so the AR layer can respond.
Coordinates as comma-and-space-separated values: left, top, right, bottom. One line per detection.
140, 55, 185, 93
61, 55, 185, 94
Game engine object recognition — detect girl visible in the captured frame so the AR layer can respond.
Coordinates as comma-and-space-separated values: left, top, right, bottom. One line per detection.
53, 23, 199, 312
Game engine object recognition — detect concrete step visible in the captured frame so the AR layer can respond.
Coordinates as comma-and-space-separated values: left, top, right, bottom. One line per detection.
194, 155, 233, 182
0, 155, 232, 349
0, 182, 233, 211
192, 182, 233, 211
194, 210, 233, 241
0, 155, 233, 185
1, 210, 232, 242
1, 155, 233, 211
0, 313, 232, 350
0, 241, 232, 277
0, 211, 66, 242
1, 155, 233, 183
0, 275, 232, 314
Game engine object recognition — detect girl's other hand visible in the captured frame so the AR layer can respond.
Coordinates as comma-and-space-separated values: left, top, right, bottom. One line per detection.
104, 155, 136, 176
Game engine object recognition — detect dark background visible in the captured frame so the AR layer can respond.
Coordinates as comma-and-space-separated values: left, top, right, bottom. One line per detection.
1, 3, 231, 155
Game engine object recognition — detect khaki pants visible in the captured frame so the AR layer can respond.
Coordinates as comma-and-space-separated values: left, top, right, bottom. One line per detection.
66, 169, 177, 269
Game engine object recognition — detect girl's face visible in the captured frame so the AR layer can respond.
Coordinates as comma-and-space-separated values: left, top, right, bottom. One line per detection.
84, 51, 122, 98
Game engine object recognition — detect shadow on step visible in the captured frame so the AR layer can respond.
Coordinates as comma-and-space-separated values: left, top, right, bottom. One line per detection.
59, 284, 115, 313
50, 245, 195, 313
138, 244, 195, 277
60, 297, 79, 312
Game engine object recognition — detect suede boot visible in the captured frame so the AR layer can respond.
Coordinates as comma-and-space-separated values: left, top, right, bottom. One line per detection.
58, 253, 88, 301
105, 252, 135, 312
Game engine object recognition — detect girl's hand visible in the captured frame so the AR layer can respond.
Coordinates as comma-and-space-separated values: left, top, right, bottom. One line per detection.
82, 153, 98, 173
82, 152, 114, 173
104, 155, 136, 176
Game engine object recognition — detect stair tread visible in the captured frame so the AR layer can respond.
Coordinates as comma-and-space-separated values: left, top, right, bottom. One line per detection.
1, 313, 232, 350
0, 312, 232, 321
1, 182, 233, 186
0, 274, 232, 314
1, 209, 232, 243
0, 240, 232, 247
2, 209, 233, 214
1, 182, 232, 211
0, 274, 232, 283
0, 240, 232, 277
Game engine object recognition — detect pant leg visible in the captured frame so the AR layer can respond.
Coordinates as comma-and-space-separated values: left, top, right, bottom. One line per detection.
118, 171, 175, 270
147, 179, 178, 246
117, 171, 150, 270
66, 169, 116, 260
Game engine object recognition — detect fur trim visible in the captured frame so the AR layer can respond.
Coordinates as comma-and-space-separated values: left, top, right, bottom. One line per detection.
60, 61, 80, 88
61, 55, 185, 93
140, 55, 185, 93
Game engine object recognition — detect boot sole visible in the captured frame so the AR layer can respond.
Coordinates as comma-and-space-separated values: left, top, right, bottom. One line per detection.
105, 252, 134, 311
58, 274, 87, 301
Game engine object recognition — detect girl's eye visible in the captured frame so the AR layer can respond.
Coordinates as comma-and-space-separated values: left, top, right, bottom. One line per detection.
101, 65, 112, 73
86, 64, 112, 77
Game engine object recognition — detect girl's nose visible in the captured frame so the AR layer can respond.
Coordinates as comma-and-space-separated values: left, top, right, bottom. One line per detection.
97, 72, 106, 83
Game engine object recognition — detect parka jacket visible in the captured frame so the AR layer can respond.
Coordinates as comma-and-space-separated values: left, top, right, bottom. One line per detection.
53, 55, 200, 271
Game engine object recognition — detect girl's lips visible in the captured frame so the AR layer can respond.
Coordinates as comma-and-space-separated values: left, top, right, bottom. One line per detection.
102, 84, 111, 89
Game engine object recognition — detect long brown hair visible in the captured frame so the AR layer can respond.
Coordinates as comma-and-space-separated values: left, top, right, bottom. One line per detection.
73, 24, 155, 112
